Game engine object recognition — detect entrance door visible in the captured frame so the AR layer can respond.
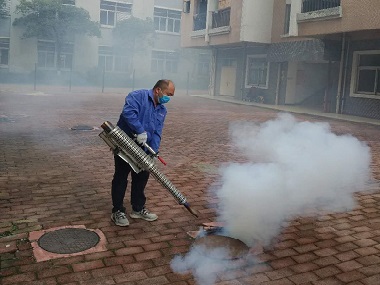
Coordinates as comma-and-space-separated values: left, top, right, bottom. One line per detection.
220, 66, 236, 96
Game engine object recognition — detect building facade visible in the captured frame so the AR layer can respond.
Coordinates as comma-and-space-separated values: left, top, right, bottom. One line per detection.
0, 0, 211, 88
181, 0, 380, 119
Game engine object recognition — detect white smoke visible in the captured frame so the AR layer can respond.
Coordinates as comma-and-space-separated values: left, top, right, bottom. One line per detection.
171, 245, 243, 285
219, 113, 372, 246
171, 113, 372, 285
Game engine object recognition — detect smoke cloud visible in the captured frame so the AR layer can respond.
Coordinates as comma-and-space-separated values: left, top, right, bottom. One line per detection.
171, 113, 372, 285
219, 113, 372, 246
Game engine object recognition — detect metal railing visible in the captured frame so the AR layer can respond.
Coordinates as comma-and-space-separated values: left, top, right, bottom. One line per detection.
301, 0, 340, 13
193, 13, 206, 31
212, 7, 231, 29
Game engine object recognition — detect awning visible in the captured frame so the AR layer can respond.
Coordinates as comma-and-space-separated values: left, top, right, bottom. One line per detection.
267, 39, 341, 62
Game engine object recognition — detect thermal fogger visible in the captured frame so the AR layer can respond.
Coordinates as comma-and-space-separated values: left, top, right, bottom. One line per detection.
99, 121, 198, 217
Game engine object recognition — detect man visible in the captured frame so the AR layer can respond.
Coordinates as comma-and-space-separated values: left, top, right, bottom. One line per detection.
111, 79, 175, 226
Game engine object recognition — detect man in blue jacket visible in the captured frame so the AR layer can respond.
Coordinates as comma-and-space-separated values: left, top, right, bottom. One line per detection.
111, 79, 175, 226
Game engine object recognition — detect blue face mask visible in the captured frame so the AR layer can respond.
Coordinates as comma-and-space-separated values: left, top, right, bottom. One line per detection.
158, 95, 171, 104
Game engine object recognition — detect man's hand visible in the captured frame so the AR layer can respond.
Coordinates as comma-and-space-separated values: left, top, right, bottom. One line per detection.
136, 132, 147, 145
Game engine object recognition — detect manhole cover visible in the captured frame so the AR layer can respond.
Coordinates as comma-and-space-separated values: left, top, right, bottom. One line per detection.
71, 125, 95, 131
38, 228, 100, 254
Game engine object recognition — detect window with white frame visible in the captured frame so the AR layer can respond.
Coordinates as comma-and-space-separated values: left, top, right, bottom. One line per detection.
151, 50, 179, 73
98, 46, 130, 72
37, 40, 73, 69
154, 7, 181, 33
246, 55, 269, 88
0, 38, 9, 66
100, 1, 132, 27
353, 51, 380, 97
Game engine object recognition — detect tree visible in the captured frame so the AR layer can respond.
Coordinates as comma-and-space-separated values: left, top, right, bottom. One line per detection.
0, 0, 7, 16
13, 0, 100, 70
112, 16, 155, 74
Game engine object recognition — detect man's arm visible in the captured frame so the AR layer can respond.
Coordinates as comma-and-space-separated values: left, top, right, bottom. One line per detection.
121, 92, 145, 135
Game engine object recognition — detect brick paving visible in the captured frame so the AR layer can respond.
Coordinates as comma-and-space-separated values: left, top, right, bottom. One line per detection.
1, 86, 380, 285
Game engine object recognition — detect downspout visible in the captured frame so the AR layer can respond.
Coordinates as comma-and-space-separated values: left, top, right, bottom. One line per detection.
335, 33, 346, 114
275, 63, 281, 105
340, 38, 350, 114
205, 0, 212, 43
241, 42, 247, 100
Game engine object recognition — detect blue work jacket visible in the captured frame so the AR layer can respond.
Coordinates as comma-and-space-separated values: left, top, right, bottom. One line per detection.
117, 89, 167, 153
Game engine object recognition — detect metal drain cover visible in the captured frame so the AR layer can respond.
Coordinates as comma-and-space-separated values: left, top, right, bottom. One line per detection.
71, 125, 94, 131
38, 228, 100, 254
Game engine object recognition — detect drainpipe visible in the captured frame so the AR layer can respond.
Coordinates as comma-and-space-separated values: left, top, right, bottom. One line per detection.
335, 33, 346, 114
205, 0, 213, 43
275, 63, 281, 105
340, 38, 350, 114
240, 43, 248, 100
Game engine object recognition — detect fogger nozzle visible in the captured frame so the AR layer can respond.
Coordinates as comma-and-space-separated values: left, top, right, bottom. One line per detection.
99, 121, 198, 218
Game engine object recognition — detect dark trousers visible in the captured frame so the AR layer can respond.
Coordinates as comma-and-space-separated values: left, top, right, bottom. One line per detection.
111, 155, 150, 213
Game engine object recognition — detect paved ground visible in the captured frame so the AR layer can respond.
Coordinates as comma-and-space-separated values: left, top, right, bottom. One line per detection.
1, 86, 380, 285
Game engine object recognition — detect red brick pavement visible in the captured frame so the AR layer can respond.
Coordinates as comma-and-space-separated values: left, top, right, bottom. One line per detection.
1, 87, 380, 285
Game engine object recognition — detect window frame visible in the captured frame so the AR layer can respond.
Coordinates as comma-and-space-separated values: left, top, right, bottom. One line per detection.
37, 40, 74, 70
154, 7, 181, 34
245, 54, 270, 89
100, 0, 132, 27
350, 50, 380, 100
98, 45, 130, 73
151, 50, 179, 73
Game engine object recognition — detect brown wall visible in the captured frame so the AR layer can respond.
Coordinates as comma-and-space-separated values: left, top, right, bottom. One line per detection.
298, 0, 380, 37
271, 0, 310, 43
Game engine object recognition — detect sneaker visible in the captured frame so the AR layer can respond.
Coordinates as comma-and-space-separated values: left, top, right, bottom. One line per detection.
129, 208, 158, 221
111, 210, 129, 226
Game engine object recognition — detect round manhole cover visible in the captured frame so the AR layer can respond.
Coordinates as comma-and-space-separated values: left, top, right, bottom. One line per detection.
71, 125, 95, 131
38, 228, 100, 254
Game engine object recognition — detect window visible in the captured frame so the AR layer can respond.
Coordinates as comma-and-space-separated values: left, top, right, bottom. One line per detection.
151, 50, 179, 73
284, 4, 291, 35
37, 40, 73, 69
100, 1, 132, 26
197, 53, 211, 75
246, 56, 269, 88
154, 8, 181, 33
353, 52, 380, 96
98, 46, 130, 72
0, 38, 9, 66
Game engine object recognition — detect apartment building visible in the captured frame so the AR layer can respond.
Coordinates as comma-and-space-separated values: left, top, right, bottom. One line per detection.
0, 0, 210, 88
271, 0, 380, 119
181, 0, 380, 120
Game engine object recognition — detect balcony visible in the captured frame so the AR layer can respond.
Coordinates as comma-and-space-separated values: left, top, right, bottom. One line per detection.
298, 0, 342, 22
212, 7, 230, 29
301, 0, 340, 13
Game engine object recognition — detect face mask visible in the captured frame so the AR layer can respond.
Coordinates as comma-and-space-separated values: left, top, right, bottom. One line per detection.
158, 94, 171, 104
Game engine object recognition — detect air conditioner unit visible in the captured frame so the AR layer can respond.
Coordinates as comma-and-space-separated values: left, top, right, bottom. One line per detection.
183, 0, 190, 13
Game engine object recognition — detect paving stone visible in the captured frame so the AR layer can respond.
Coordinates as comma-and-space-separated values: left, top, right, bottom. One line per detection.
1, 87, 380, 285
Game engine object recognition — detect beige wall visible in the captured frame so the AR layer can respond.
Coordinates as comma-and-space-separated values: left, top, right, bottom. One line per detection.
181, 0, 275, 47
240, 0, 274, 43
298, 0, 380, 37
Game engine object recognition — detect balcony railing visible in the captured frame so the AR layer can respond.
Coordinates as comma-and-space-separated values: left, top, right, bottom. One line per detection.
193, 13, 206, 31
212, 7, 231, 29
301, 0, 340, 13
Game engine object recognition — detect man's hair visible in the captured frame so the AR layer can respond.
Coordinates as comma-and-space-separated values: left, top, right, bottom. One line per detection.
153, 79, 174, 90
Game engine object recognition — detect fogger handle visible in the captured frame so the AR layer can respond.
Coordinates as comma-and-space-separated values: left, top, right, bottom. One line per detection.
143, 142, 167, 166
